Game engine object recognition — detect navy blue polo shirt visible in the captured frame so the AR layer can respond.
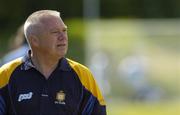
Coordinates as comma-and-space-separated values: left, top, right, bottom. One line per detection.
0, 55, 106, 115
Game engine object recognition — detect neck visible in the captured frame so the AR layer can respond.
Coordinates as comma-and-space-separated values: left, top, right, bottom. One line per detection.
31, 53, 60, 79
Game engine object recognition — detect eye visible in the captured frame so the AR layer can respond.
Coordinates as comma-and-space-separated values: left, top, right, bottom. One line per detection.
51, 31, 59, 34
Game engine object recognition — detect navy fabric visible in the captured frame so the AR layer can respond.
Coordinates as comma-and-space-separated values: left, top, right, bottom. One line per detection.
0, 57, 106, 115
0, 95, 6, 114
82, 95, 96, 115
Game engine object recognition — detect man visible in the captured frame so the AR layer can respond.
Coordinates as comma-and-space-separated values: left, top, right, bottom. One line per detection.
0, 10, 106, 114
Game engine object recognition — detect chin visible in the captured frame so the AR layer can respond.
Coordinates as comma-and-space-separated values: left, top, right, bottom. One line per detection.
57, 53, 66, 59
56, 49, 67, 57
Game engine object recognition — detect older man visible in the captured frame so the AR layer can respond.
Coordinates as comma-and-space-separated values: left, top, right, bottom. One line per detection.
0, 10, 106, 115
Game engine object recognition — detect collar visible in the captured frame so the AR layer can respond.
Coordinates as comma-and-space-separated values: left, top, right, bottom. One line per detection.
21, 50, 71, 71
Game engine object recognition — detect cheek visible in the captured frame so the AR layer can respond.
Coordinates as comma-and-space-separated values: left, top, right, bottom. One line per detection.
40, 40, 53, 49
65, 34, 68, 40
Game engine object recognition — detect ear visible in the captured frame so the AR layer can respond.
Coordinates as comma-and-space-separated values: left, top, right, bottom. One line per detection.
29, 35, 39, 47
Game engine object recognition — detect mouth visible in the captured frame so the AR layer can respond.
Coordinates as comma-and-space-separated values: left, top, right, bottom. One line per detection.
57, 44, 66, 47
57, 44, 67, 49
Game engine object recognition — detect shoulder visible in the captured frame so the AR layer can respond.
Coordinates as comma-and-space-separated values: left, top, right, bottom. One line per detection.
66, 58, 94, 87
0, 57, 23, 88
66, 58, 106, 106
0, 57, 23, 70
67, 58, 91, 75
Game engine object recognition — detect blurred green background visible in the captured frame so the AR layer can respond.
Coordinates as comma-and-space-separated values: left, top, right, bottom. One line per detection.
0, 0, 180, 114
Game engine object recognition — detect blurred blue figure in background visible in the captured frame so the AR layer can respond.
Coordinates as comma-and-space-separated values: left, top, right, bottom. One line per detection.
89, 51, 111, 96
117, 54, 163, 102
0, 25, 29, 66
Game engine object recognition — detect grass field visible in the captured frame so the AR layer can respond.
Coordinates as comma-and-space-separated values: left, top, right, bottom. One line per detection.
107, 99, 180, 115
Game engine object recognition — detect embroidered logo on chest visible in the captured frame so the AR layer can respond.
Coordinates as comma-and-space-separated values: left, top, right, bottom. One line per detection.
55, 90, 66, 105
18, 92, 33, 102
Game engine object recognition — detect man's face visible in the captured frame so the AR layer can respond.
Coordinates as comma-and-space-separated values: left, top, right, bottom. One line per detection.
36, 16, 68, 59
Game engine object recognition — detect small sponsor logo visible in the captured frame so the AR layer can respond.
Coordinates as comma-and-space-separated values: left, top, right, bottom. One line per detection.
18, 92, 33, 102
55, 90, 66, 105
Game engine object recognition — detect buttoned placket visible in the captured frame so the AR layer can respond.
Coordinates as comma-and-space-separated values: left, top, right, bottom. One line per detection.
39, 79, 50, 115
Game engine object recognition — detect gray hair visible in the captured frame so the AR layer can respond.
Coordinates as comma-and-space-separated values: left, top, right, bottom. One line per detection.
24, 10, 60, 42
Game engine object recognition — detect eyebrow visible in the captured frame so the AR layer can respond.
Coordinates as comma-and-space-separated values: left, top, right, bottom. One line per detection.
49, 26, 67, 31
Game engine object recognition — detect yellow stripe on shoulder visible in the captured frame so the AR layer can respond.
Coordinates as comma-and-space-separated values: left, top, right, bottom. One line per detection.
67, 58, 106, 106
0, 57, 23, 88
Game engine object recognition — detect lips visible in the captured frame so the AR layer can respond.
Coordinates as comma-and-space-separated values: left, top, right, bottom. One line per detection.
57, 44, 66, 47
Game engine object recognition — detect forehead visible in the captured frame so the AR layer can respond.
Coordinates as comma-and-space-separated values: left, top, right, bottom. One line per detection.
40, 15, 67, 30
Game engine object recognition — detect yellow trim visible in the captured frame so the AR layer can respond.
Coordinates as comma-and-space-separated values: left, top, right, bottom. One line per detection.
0, 58, 23, 88
67, 58, 106, 106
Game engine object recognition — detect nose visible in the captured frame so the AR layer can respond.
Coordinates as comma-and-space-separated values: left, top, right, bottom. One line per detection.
57, 32, 66, 41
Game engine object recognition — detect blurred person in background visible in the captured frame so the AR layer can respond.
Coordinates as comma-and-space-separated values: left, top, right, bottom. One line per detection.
117, 54, 163, 102
89, 51, 111, 96
0, 10, 106, 114
0, 25, 29, 66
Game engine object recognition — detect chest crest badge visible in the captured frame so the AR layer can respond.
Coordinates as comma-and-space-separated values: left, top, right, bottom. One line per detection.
55, 90, 66, 105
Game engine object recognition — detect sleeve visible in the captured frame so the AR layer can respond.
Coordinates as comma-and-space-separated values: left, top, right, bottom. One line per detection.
0, 95, 6, 114
76, 68, 106, 115
0, 79, 16, 115
91, 99, 106, 114
0, 86, 8, 115
81, 88, 106, 115
0, 65, 14, 115
0, 58, 23, 115
0, 68, 8, 115
67, 59, 107, 115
